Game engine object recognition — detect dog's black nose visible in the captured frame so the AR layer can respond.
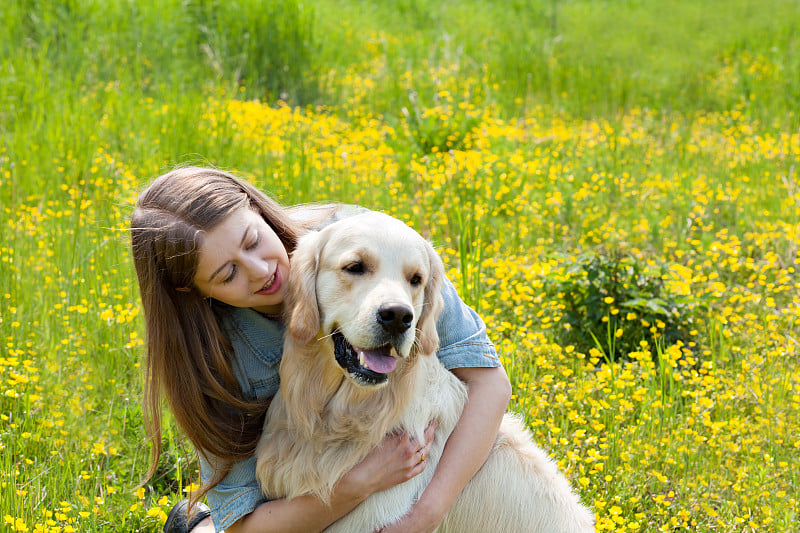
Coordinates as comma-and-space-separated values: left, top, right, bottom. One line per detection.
376, 304, 413, 334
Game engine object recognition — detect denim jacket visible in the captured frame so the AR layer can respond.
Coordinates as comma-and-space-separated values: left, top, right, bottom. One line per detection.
199, 209, 499, 531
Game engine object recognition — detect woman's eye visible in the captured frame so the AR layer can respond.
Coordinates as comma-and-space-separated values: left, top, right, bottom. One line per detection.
246, 232, 260, 250
222, 265, 237, 284
409, 273, 422, 286
343, 262, 365, 274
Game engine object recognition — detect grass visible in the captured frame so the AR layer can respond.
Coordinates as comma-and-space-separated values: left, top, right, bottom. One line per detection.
1, 0, 799, 531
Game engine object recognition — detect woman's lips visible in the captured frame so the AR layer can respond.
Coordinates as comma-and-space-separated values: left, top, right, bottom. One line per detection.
256, 268, 281, 295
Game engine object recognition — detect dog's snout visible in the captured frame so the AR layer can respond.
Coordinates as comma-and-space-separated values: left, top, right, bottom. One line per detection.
376, 304, 413, 334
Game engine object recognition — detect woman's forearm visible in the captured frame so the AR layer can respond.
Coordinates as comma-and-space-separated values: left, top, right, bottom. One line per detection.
226, 489, 365, 533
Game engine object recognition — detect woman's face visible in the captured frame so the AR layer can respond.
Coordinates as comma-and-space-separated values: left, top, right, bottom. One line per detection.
193, 207, 290, 315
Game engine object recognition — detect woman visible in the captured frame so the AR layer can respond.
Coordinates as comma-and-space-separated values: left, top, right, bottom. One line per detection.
131, 167, 511, 533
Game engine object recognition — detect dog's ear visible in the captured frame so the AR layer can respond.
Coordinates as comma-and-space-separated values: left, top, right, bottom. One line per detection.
280, 333, 341, 441
286, 231, 324, 343
415, 239, 445, 356
281, 229, 336, 439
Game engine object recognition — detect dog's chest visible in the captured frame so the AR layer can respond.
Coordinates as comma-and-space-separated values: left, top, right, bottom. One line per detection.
326, 360, 467, 532
395, 358, 467, 441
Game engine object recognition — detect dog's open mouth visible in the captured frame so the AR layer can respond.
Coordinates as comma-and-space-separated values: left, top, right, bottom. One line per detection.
332, 332, 397, 385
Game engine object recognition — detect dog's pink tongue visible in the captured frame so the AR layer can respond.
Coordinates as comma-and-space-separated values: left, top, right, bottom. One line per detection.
358, 348, 397, 373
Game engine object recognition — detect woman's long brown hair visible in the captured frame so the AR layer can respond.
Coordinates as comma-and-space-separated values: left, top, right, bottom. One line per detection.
130, 166, 321, 505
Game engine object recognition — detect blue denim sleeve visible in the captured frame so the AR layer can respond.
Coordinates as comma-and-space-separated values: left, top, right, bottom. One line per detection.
200, 453, 266, 532
435, 278, 500, 370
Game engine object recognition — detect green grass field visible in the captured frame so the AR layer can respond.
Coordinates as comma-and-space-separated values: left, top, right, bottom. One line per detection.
2, 0, 799, 530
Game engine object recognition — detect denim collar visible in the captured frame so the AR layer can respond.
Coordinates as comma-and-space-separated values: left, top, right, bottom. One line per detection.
213, 301, 285, 367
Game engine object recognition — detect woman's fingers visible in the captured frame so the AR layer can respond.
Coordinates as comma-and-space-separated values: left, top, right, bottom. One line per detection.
423, 419, 438, 444
348, 423, 440, 495
341, 423, 443, 501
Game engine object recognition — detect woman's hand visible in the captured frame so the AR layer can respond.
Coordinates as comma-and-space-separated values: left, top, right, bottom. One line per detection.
342, 420, 438, 498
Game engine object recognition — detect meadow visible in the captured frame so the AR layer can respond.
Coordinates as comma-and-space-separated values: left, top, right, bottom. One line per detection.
1, 0, 799, 531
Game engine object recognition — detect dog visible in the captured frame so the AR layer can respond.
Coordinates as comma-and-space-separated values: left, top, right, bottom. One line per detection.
255, 211, 595, 532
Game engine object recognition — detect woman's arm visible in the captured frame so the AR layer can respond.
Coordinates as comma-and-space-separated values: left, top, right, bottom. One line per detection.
226, 424, 437, 533
379, 365, 512, 533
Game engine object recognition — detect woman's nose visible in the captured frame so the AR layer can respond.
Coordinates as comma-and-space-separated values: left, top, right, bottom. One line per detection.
243, 256, 270, 280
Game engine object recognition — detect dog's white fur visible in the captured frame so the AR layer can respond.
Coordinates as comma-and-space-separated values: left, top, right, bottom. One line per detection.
255, 212, 595, 532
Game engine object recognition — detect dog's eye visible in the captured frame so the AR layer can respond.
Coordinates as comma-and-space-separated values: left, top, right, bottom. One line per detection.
409, 273, 423, 286
343, 261, 365, 274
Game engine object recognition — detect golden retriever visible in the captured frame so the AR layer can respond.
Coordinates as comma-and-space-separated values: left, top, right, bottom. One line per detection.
255, 211, 595, 532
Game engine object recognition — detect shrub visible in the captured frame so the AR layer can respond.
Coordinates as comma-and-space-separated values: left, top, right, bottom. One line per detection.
549, 251, 705, 362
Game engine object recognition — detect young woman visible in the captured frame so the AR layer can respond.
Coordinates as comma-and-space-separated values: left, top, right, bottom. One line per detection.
131, 167, 511, 533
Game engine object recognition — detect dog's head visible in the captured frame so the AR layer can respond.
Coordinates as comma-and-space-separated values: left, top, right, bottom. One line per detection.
285, 211, 445, 387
